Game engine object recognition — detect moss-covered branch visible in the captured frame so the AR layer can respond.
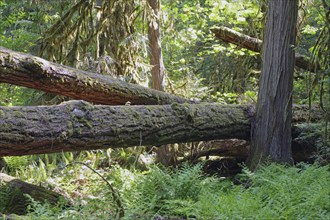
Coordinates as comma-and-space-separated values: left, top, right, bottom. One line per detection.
211, 26, 320, 72
0, 47, 189, 105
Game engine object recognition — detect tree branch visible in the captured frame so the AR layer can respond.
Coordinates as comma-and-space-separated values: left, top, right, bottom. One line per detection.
211, 26, 320, 72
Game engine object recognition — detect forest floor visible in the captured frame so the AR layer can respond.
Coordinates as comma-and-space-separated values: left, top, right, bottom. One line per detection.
1, 151, 329, 220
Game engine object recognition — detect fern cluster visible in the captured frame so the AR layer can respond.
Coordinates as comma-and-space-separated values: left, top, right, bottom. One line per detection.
120, 163, 330, 219
3, 156, 29, 174
121, 163, 214, 218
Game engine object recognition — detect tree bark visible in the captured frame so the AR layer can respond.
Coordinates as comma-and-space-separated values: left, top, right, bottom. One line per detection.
248, 0, 298, 169
148, 0, 165, 91
0, 173, 68, 215
210, 26, 320, 72
0, 100, 322, 156
147, 0, 176, 166
0, 47, 189, 105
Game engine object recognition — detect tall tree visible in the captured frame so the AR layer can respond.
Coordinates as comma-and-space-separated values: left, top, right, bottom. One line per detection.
148, 0, 165, 91
248, 0, 298, 169
147, 0, 176, 166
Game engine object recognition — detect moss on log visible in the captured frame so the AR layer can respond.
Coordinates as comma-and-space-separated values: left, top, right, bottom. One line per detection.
0, 101, 251, 156
0, 47, 189, 105
0, 101, 322, 156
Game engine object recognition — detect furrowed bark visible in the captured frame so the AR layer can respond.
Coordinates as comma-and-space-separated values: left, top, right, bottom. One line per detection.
0, 101, 322, 156
249, 0, 298, 168
0, 47, 189, 105
210, 26, 320, 72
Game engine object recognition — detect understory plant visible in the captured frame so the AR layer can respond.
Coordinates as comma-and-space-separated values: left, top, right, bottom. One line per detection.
120, 162, 330, 219
3, 161, 329, 219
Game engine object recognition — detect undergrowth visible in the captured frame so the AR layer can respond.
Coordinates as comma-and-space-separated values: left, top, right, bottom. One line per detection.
119, 163, 330, 219
1, 161, 325, 220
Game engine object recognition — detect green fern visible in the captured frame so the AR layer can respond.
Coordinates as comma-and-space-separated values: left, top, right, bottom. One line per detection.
3, 156, 29, 174
121, 163, 221, 218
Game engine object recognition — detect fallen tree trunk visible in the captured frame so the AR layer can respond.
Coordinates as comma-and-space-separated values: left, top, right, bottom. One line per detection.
0, 100, 322, 156
210, 26, 320, 72
0, 173, 68, 215
0, 47, 189, 105
183, 123, 324, 162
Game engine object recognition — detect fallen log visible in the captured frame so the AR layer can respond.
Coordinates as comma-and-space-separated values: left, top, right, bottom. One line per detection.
0, 100, 322, 156
183, 123, 324, 162
184, 139, 250, 162
0, 47, 189, 105
0, 173, 68, 215
210, 26, 320, 72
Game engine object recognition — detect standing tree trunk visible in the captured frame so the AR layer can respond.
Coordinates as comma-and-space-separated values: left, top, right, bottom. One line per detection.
148, 0, 165, 91
147, 0, 176, 166
248, 0, 298, 169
